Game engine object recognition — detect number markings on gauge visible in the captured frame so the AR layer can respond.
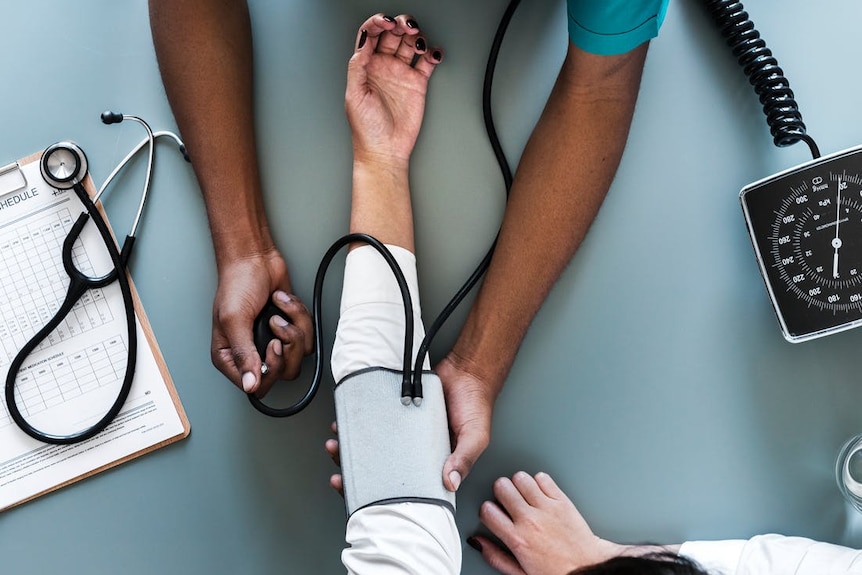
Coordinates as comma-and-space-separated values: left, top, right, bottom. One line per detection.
742, 146, 862, 340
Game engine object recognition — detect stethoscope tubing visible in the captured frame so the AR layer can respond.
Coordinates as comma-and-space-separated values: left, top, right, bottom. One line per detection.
4, 182, 137, 444
96, 131, 188, 203
5, 115, 188, 444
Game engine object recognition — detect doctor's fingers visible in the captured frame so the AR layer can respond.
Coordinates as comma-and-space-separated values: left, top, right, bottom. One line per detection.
467, 536, 528, 575
478, 499, 516, 545
270, 291, 314, 355
510, 471, 550, 508
330, 473, 344, 497
492, 476, 533, 518
325, 437, 341, 467
266, 321, 307, 381
325, 420, 341, 465
325, 423, 343, 495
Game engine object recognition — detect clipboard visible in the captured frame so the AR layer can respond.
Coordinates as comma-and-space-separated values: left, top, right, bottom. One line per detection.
0, 147, 190, 511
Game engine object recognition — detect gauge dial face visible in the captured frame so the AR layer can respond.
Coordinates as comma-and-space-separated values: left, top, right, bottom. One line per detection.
742, 146, 862, 342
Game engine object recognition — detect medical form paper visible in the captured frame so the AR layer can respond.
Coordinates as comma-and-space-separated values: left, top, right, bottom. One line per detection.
0, 153, 189, 511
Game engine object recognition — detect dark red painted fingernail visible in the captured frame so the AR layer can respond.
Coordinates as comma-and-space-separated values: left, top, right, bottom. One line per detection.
357, 30, 367, 49
432, 50, 442, 61
415, 37, 426, 51
406, 19, 418, 29
467, 537, 482, 552
383, 15, 395, 22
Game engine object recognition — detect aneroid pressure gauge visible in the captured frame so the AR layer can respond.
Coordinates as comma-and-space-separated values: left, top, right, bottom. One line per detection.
741, 147, 862, 342
701, 1, 862, 342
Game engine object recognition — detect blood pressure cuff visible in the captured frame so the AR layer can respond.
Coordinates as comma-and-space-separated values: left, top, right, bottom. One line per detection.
334, 367, 455, 517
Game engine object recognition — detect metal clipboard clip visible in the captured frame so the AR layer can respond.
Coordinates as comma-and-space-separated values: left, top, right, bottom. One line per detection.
0, 161, 27, 198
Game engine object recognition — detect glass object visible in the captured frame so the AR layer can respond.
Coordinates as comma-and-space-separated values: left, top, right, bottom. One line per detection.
836, 434, 862, 512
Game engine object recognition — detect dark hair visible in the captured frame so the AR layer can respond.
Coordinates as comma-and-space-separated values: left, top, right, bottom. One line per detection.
570, 551, 712, 575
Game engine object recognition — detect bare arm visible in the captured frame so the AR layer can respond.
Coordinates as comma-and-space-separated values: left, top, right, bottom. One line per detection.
149, 0, 312, 395
437, 41, 650, 490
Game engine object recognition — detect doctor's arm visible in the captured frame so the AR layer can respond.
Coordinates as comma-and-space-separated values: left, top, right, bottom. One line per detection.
437, 41, 649, 491
148, 0, 313, 396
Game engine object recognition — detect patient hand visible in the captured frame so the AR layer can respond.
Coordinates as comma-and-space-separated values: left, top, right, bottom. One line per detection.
471, 472, 624, 575
346, 13, 442, 167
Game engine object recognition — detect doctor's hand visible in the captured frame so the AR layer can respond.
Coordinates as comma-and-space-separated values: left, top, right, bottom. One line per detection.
211, 249, 313, 396
435, 354, 498, 492
346, 13, 442, 166
470, 472, 626, 575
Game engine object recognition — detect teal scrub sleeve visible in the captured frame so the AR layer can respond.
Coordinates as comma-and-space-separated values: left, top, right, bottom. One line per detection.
567, 0, 670, 56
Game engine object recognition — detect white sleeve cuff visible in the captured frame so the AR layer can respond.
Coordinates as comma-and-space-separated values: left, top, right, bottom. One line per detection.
331, 244, 429, 382
679, 540, 747, 574
343, 502, 460, 575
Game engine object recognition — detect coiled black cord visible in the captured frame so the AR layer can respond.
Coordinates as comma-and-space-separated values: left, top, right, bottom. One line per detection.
410, 0, 521, 398
702, 0, 820, 159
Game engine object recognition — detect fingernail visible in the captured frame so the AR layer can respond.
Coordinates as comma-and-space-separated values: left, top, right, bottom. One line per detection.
406, 19, 418, 29
273, 315, 289, 328
274, 340, 283, 357
432, 50, 442, 62
415, 37, 426, 51
382, 15, 394, 23
357, 29, 367, 50
467, 537, 482, 552
275, 291, 291, 304
241, 371, 256, 393
449, 470, 462, 491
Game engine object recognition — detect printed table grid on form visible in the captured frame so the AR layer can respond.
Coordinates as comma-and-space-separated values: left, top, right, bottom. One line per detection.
0, 204, 121, 427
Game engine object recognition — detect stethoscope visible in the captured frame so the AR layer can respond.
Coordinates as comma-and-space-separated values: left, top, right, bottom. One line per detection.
4, 111, 189, 444
248, 0, 522, 417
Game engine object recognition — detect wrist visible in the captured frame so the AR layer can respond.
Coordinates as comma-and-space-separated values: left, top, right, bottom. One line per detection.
448, 312, 518, 396
202, 181, 276, 271
351, 156, 410, 202
211, 222, 276, 272
617, 543, 682, 558
352, 149, 410, 176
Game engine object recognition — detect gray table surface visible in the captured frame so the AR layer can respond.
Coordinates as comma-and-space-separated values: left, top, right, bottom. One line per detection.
2, 1, 862, 573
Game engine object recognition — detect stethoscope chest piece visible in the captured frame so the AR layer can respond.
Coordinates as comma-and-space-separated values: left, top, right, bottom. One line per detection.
41, 141, 88, 190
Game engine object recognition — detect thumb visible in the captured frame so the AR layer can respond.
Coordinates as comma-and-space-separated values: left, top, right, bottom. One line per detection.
468, 537, 527, 575
223, 317, 262, 395
442, 423, 489, 492
346, 30, 371, 99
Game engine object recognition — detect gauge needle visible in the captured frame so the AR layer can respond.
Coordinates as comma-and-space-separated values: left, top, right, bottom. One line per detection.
834, 176, 843, 278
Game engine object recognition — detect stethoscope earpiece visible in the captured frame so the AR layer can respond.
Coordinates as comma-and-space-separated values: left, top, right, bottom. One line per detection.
41, 141, 88, 189
100, 110, 124, 125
